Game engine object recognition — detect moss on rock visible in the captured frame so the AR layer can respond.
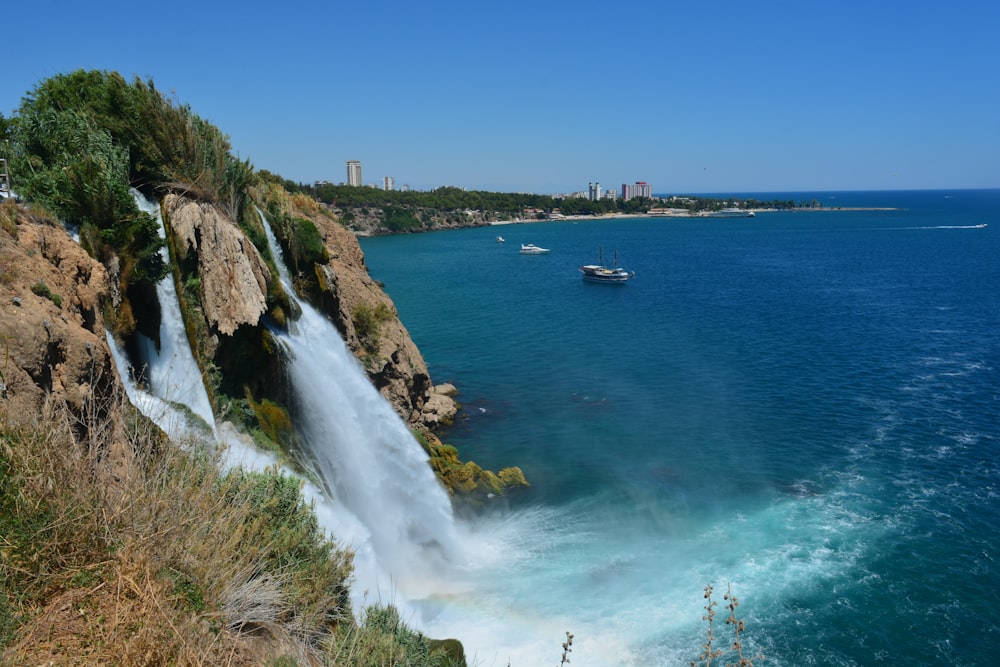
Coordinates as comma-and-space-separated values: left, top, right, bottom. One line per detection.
417, 431, 529, 510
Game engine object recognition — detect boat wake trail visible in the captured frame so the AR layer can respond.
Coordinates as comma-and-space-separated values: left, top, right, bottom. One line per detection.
907, 224, 989, 230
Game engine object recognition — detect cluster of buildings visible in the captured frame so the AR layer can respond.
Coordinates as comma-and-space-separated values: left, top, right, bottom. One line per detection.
342, 160, 408, 192
339, 161, 653, 201
585, 181, 652, 202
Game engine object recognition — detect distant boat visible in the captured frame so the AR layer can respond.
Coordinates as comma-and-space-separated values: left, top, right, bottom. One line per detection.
711, 207, 755, 218
579, 247, 634, 284
496, 235, 506, 242
520, 243, 550, 254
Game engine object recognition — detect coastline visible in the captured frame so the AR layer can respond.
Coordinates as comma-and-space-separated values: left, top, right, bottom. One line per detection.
488, 206, 901, 225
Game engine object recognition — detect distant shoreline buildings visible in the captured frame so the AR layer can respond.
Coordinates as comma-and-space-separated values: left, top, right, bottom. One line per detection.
583, 180, 650, 201
337, 160, 649, 199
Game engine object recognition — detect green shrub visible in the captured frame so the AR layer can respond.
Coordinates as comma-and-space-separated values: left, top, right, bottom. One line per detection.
326, 603, 462, 667
8, 70, 265, 289
29, 281, 50, 299
289, 217, 327, 269
352, 302, 393, 355
217, 469, 354, 620
383, 205, 421, 232
30, 281, 62, 307
245, 392, 294, 445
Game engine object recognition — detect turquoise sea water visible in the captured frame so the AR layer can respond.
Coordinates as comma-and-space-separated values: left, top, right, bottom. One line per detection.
360, 190, 1000, 666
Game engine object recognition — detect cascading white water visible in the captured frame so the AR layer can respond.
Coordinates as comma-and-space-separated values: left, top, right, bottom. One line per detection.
258, 209, 462, 594
131, 191, 216, 435
106, 330, 202, 442
103, 198, 473, 642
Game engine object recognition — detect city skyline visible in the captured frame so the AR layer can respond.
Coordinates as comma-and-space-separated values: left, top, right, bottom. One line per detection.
338, 161, 655, 198
2, 1, 997, 194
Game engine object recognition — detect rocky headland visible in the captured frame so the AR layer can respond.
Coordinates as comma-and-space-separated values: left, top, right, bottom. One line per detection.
0, 186, 525, 507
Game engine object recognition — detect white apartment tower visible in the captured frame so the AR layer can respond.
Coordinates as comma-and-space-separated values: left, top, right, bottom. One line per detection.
621, 181, 652, 201
346, 160, 362, 187
383, 176, 395, 191
588, 182, 602, 201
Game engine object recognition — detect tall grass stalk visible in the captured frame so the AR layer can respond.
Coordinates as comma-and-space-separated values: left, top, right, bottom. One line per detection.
692, 584, 764, 667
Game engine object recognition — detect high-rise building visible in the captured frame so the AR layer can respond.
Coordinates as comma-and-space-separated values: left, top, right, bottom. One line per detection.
588, 182, 602, 201
346, 160, 362, 187
621, 181, 652, 201
383, 176, 395, 191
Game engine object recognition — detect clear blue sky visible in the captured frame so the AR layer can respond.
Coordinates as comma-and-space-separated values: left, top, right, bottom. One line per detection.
4, 0, 998, 194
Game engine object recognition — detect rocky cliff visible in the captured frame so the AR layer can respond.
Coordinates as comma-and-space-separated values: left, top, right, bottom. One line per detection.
287, 199, 457, 427
159, 188, 459, 429
0, 201, 116, 426
164, 194, 272, 337
0, 193, 453, 434
0, 186, 523, 507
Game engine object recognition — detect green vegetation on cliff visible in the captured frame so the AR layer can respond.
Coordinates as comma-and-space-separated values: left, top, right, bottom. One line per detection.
4, 70, 257, 339
415, 431, 529, 512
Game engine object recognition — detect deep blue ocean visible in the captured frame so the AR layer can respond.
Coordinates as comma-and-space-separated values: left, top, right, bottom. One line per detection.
360, 190, 1000, 666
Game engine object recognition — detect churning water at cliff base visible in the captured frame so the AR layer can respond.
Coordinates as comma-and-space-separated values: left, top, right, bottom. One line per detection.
361, 190, 1000, 666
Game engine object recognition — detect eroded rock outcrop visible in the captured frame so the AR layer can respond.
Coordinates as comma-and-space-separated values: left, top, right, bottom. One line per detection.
164, 194, 270, 336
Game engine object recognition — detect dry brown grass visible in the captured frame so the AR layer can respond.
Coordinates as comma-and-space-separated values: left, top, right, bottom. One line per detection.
0, 377, 353, 666
290, 193, 321, 216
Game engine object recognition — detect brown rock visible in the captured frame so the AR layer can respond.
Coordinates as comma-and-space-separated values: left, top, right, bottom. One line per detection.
0, 204, 115, 419
164, 194, 270, 336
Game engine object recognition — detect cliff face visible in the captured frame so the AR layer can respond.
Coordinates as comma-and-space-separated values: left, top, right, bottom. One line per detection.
336, 206, 494, 237
0, 194, 455, 437
0, 203, 116, 423
164, 194, 271, 337
1, 188, 520, 522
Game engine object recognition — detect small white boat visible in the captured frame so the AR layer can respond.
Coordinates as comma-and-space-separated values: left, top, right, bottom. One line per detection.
496, 235, 506, 242
520, 243, 550, 254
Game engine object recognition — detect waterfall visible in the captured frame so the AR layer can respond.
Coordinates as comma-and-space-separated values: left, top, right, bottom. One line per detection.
105, 330, 208, 442
131, 191, 216, 436
258, 209, 462, 594
102, 196, 467, 633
